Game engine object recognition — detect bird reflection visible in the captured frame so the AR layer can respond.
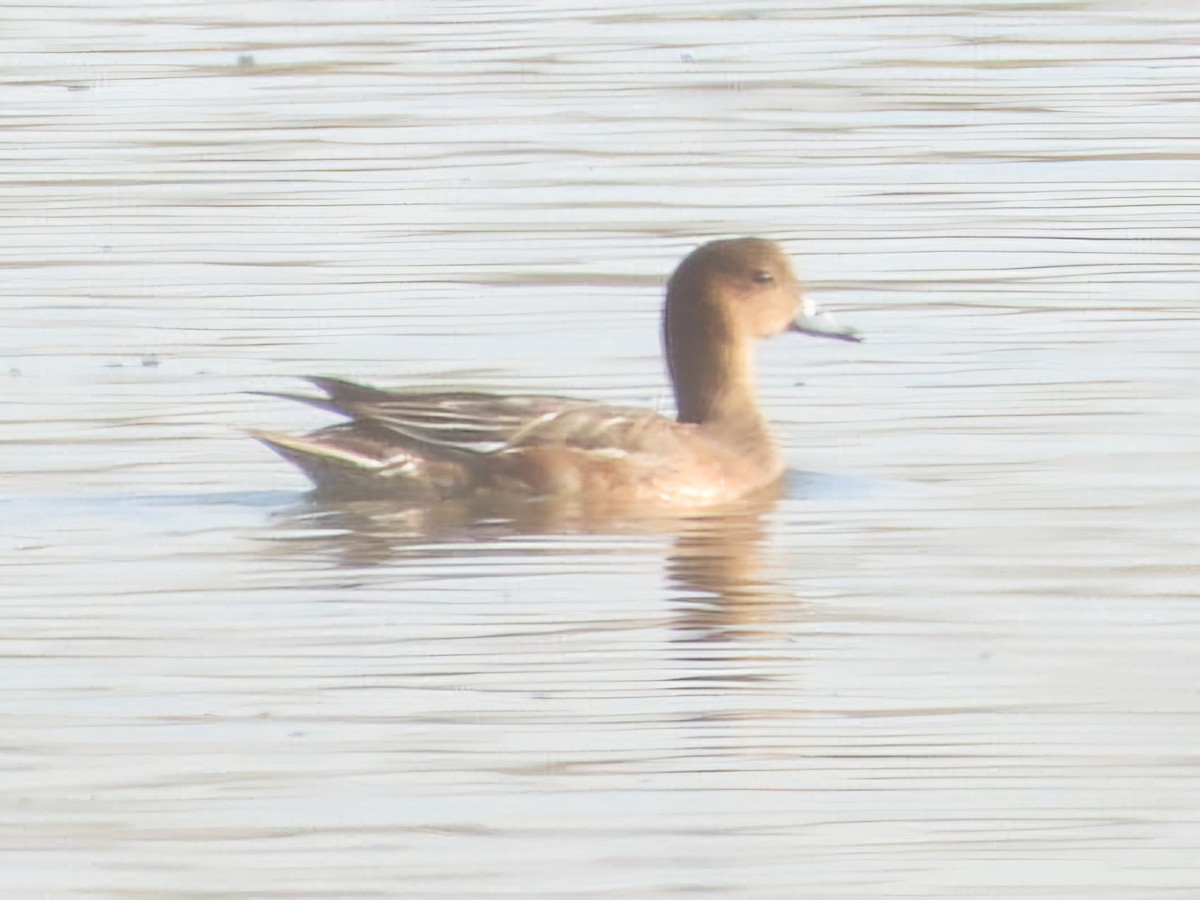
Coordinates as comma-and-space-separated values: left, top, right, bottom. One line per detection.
262, 484, 802, 648
665, 489, 795, 645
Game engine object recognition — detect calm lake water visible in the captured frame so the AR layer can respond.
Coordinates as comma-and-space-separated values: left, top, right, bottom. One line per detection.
4, 1, 1200, 896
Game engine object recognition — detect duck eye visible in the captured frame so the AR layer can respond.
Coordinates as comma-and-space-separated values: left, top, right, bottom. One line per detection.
752, 270, 774, 284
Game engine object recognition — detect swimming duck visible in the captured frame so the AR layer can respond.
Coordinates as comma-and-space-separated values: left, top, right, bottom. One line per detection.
251, 238, 860, 507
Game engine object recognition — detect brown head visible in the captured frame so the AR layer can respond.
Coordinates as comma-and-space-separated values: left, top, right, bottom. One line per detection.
663, 238, 859, 426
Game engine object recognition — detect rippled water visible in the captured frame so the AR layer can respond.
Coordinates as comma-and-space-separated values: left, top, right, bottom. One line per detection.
4, 1, 1200, 896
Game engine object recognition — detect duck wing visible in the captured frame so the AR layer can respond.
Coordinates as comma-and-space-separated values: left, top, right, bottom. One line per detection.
298, 376, 606, 452
252, 377, 697, 500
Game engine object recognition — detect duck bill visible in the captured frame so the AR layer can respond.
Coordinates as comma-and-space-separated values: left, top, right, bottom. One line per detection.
790, 304, 862, 343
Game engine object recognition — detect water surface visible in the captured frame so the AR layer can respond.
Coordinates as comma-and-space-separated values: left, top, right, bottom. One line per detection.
3, 1, 1200, 896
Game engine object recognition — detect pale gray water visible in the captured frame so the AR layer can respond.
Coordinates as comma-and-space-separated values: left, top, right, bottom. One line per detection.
3, 1, 1200, 897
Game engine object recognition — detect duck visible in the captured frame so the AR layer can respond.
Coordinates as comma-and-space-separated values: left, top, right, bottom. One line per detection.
250, 238, 861, 508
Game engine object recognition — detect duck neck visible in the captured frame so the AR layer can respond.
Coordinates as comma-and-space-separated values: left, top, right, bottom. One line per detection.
664, 305, 769, 435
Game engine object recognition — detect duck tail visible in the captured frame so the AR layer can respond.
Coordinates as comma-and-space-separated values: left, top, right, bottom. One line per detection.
247, 427, 471, 501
